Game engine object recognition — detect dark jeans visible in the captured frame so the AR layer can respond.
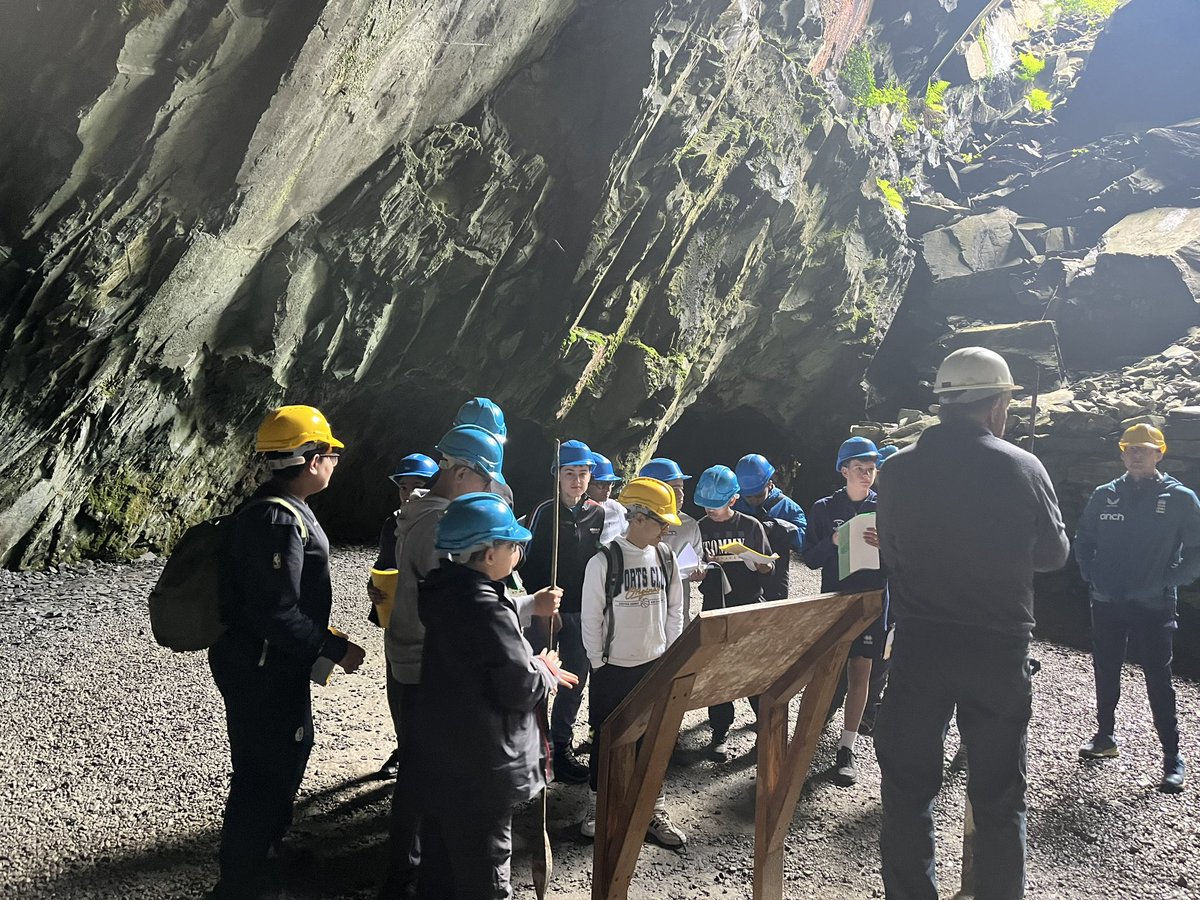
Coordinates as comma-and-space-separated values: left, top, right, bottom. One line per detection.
529, 612, 589, 751
417, 800, 514, 900
386, 660, 404, 750
874, 622, 1032, 900
1090, 599, 1179, 756
209, 634, 313, 896
588, 660, 655, 791
380, 681, 422, 898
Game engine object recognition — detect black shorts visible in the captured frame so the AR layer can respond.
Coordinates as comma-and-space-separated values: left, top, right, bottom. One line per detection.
851, 614, 888, 659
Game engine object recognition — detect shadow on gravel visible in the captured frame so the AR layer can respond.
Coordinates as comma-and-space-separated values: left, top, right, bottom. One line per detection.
24, 777, 396, 899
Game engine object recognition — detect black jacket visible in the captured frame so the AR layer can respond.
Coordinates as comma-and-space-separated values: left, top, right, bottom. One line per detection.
218, 481, 347, 667
877, 419, 1069, 637
520, 497, 606, 614
412, 561, 555, 806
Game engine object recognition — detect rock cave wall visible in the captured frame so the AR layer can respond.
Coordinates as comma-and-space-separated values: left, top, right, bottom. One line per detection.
2, 0, 1198, 570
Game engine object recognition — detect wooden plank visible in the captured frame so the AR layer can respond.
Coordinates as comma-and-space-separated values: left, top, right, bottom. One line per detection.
760, 593, 881, 706
606, 629, 721, 747
594, 675, 695, 900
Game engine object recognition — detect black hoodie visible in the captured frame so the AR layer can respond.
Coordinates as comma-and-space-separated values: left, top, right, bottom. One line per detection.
412, 560, 556, 807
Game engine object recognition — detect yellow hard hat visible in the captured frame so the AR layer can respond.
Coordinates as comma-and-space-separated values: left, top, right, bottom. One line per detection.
1119, 423, 1166, 454
255, 405, 345, 453
619, 477, 682, 526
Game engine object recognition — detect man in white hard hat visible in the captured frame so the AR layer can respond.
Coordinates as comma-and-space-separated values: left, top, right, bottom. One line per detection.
1074, 422, 1200, 793
874, 347, 1069, 900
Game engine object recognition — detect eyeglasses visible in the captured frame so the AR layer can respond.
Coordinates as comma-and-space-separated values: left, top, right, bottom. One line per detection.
318, 453, 341, 464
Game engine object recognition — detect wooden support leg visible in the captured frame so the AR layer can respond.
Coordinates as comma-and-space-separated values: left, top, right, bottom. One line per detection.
593, 674, 694, 900
753, 641, 852, 900
752, 695, 789, 899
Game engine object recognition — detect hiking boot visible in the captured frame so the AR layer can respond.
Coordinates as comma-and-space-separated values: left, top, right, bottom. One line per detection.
374, 748, 402, 780
1161, 754, 1186, 794
553, 745, 589, 784
710, 730, 729, 761
646, 809, 686, 848
578, 726, 595, 754
580, 795, 597, 838
834, 746, 857, 787
1079, 734, 1120, 759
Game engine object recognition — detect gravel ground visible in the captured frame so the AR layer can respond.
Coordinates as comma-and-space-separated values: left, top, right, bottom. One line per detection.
2, 550, 1198, 899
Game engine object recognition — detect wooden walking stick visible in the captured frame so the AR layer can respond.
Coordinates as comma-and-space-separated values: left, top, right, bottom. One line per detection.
533, 439, 562, 899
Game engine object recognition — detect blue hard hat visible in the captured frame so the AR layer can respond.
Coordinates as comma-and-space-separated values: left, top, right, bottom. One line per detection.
695, 465, 740, 509
436, 492, 532, 552
389, 453, 438, 484
435, 425, 507, 485
554, 439, 595, 472
836, 437, 880, 472
734, 453, 776, 495
876, 445, 899, 467
639, 457, 690, 481
454, 397, 507, 443
590, 452, 622, 482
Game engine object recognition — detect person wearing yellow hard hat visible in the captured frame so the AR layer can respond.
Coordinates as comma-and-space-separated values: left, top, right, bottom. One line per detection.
208, 405, 366, 899
579, 477, 687, 847
1075, 422, 1200, 794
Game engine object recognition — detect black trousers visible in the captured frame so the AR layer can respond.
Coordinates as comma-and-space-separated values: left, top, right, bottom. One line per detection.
416, 798, 514, 900
528, 612, 590, 752
588, 660, 655, 791
874, 622, 1032, 900
209, 634, 313, 896
1090, 599, 1179, 756
380, 681, 423, 898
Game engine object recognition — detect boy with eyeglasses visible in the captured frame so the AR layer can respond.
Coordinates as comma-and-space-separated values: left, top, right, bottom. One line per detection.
580, 477, 686, 846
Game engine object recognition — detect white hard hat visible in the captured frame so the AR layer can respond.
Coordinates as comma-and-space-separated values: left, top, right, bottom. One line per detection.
933, 347, 1022, 404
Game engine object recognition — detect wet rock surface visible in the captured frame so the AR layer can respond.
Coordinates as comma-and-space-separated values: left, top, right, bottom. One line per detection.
2, 550, 1198, 899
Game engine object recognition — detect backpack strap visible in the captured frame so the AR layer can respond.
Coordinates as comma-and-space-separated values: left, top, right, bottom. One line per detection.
242, 496, 309, 544
600, 542, 624, 664
655, 542, 674, 589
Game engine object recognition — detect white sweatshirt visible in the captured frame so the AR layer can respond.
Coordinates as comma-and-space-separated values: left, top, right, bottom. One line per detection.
582, 536, 685, 669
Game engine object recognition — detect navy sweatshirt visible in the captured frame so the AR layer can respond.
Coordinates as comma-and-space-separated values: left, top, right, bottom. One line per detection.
802, 488, 888, 623
1075, 471, 1200, 610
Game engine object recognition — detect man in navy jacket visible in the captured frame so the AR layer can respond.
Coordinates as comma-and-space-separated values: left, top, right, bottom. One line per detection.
1075, 423, 1200, 793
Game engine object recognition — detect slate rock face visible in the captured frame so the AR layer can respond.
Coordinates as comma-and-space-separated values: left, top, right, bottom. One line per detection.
2, 0, 971, 565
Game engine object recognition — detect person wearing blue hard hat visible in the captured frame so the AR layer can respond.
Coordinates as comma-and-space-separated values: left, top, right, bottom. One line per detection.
380, 423, 529, 895
409, 493, 578, 899
453, 397, 507, 443
588, 452, 628, 543
520, 438, 606, 784
802, 437, 887, 788
733, 454, 807, 602
639, 457, 705, 621
368, 451, 439, 780
640, 457, 691, 482
695, 465, 775, 759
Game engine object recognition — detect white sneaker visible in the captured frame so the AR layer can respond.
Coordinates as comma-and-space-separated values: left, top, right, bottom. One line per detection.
580, 797, 596, 839
646, 809, 686, 848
